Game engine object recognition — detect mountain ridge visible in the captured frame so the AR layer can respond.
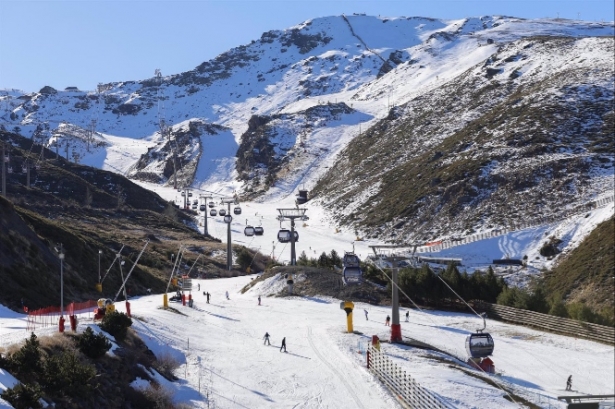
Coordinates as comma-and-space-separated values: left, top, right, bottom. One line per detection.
1, 14, 613, 245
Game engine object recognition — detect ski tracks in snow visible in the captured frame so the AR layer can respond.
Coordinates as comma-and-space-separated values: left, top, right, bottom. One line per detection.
307, 326, 367, 409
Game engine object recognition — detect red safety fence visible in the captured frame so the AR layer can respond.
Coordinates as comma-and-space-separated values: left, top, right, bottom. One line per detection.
26, 300, 99, 332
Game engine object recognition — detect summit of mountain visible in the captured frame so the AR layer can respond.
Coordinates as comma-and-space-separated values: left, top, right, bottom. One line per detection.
0, 14, 613, 244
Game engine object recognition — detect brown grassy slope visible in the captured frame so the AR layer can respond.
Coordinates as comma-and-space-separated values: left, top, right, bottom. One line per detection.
0, 131, 252, 312
544, 216, 615, 313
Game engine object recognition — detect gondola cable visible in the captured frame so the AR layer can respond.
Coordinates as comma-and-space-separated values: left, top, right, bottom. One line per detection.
367, 258, 519, 406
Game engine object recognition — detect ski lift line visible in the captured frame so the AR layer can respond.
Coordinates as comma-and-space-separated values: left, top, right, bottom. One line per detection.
248, 246, 262, 270
367, 259, 514, 382
165, 245, 185, 293
100, 244, 125, 284
186, 253, 204, 278
367, 259, 424, 313
432, 273, 484, 322
113, 240, 149, 302
495, 337, 573, 389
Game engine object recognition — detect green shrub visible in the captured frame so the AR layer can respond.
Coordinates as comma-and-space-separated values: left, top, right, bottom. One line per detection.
566, 303, 598, 323
548, 297, 569, 318
100, 311, 132, 341
539, 237, 562, 257
1, 382, 43, 409
77, 327, 112, 358
42, 352, 96, 397
10, 333, 43, 380
236, 248, 252, 271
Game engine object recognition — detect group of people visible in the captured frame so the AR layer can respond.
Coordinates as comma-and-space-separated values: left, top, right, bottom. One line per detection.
263, 333, 286, 352
363, 309, 411, 325
198, 290, 262, 305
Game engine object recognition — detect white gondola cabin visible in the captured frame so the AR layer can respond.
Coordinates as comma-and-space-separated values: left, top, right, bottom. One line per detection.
465, 314, 494, 358
465, 332, 495, 358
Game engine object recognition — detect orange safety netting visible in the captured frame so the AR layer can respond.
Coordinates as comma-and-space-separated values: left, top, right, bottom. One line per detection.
26, 300, 99, 332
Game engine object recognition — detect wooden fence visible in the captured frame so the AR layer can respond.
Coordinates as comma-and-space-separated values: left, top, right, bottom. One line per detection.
367, 346, 447, 408
477, 302, 615, 345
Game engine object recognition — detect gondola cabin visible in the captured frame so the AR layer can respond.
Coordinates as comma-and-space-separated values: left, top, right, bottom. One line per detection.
244, 226, 255, 237
208, 201, 215, 208
278, 229, 291, 243
465, 332, 494, 358
234, 206, 242, 215
296, 189, 309, 205
277, 230, 299, 243
219, 209, 227, 216
199, 204, 206, 211
210, 209, 217, 216
254, 226, 264, 236
342, 252, 362, 285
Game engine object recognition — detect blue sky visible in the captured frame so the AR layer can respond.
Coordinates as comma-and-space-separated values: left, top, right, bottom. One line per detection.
1, 0, 613, 92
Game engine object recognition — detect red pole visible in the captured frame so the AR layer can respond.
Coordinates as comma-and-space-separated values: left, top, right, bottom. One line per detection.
126, 301, 131, 317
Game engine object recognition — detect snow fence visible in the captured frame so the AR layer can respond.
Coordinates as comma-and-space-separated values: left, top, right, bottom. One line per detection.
367, 345, 447, 408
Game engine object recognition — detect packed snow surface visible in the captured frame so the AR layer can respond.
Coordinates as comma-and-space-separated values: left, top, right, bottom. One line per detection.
1, 275, 613, 408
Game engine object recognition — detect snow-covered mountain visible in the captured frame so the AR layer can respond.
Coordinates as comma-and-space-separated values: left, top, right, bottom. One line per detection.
1, 15, 613, 242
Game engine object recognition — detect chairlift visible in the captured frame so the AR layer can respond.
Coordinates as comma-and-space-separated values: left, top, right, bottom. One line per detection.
254, 226, 264, 236
210, 209, 217, 216
465, 314, 495, 358
22, 165, 27, 174
233, 206, 242, 215
199, 204, 206, 211
244, 226, 255, 237
219, 209, 227, 216
7, 166, 13, 174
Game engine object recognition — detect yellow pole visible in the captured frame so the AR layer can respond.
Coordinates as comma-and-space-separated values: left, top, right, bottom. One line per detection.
343, 301, 354, 333
163, 294, 168, 308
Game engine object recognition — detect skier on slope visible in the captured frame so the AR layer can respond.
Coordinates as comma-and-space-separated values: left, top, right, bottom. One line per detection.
263, 332, 271, 345
258, 295, 261, 305
405, 310, 410, 322
364, 309, 369, 320
385, 315, 391, 326
280, 337, 287, 352
226, 291, 229, 300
